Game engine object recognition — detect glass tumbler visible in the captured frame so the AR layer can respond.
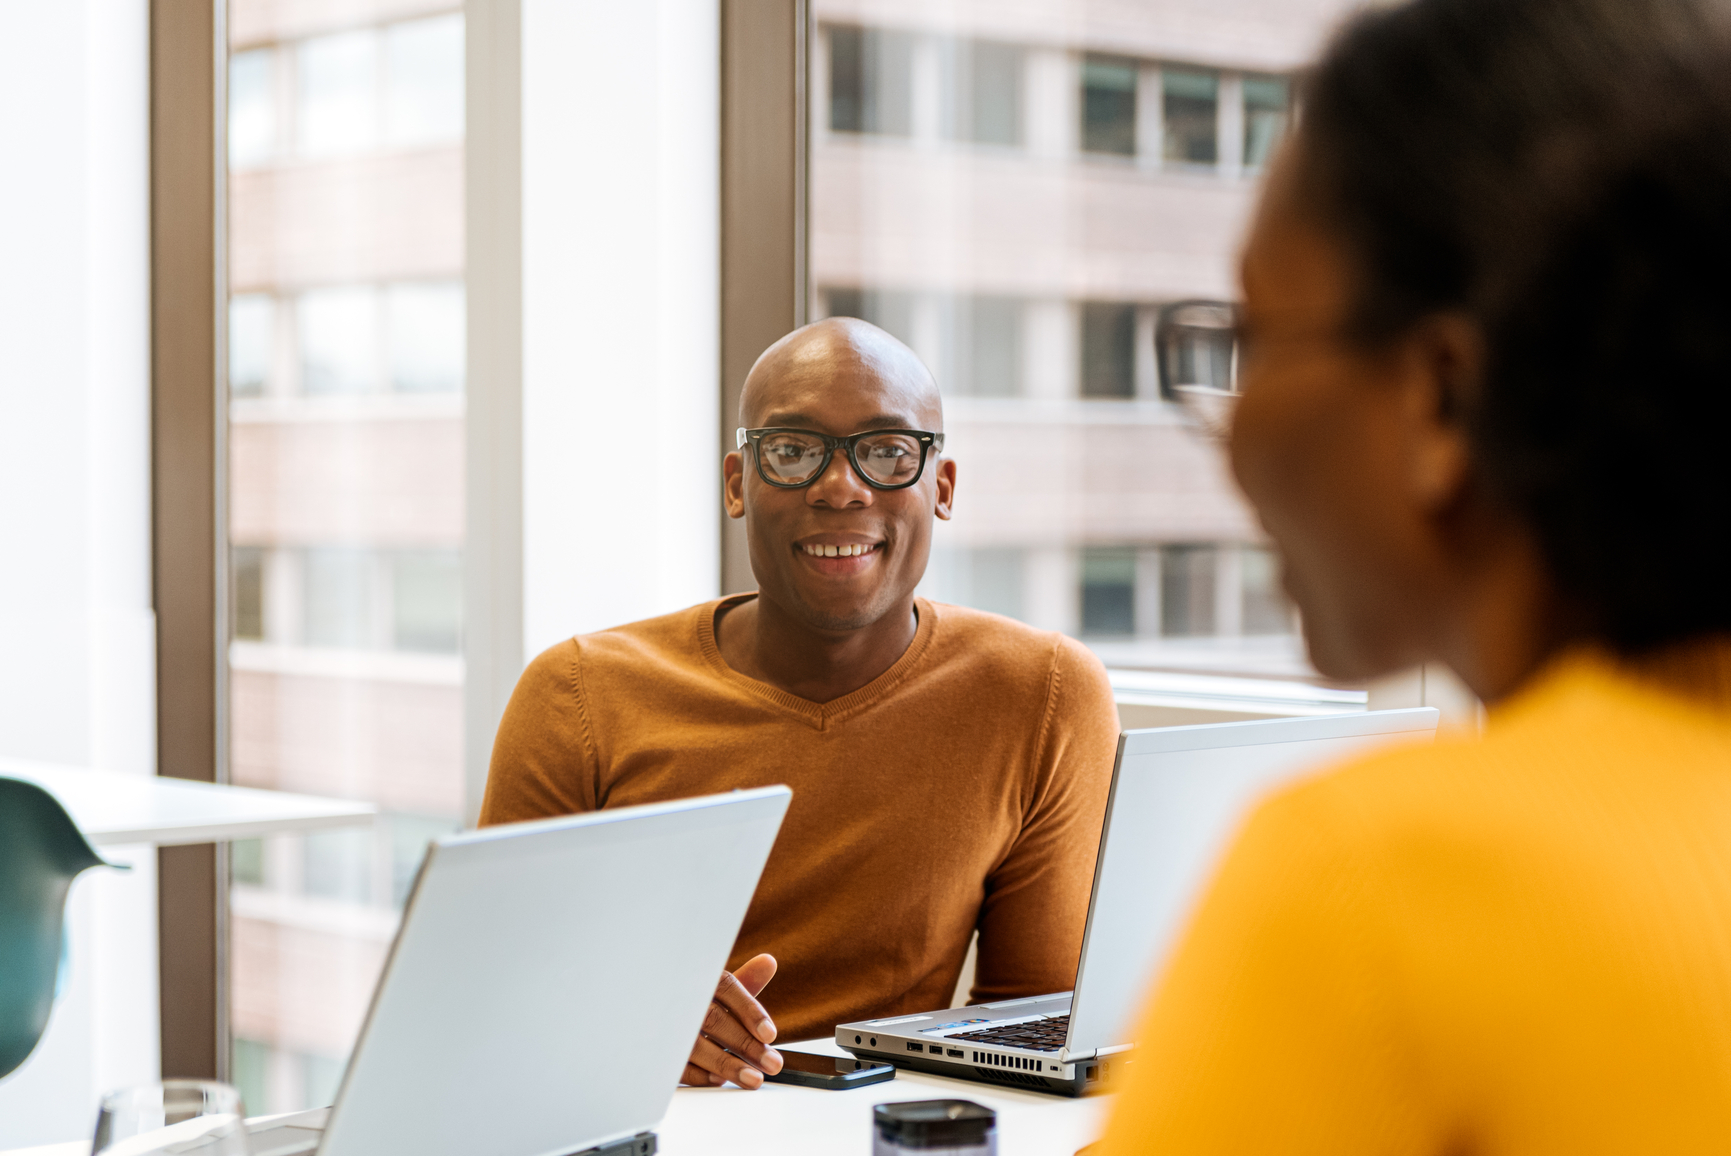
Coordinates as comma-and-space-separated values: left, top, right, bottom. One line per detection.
93, 1080, 250, 1156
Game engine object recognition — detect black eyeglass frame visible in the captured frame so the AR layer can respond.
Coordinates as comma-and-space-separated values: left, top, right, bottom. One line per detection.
735, 426, 946, 491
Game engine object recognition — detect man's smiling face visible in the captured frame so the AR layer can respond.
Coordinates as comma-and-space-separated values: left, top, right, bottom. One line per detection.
725, 319, 955, 633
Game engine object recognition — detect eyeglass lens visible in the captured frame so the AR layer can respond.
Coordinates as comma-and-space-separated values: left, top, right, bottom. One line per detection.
1159, 302, 1238, 396
757, 431, 926, 487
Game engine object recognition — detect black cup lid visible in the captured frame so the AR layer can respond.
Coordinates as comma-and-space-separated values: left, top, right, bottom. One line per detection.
873, 1099, 997, 1146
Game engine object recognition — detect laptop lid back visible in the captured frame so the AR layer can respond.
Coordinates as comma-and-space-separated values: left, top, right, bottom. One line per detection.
319, 786, 791, 1156
1065, 709, 1438, 1058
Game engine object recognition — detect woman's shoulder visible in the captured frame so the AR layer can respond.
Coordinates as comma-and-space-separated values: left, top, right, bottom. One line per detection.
1256, 658, 1731, 874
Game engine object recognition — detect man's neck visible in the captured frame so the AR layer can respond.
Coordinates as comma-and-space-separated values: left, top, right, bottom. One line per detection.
715, 593, 920, 705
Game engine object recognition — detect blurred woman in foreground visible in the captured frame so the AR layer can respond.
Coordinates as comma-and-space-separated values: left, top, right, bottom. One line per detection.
1099, 0, 1731, 1149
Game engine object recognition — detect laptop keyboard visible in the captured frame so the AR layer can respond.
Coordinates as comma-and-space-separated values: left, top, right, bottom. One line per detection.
947, 1013, 1069, 1052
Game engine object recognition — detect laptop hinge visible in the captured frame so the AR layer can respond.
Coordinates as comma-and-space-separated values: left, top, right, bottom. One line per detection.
566, 1131, 656, 1156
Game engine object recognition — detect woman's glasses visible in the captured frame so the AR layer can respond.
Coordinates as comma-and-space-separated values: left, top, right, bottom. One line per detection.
736, 427, 945, 490
1156, 299, 1241, 439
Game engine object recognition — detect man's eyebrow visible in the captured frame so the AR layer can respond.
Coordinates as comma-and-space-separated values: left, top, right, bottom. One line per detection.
757, 412, 924, 430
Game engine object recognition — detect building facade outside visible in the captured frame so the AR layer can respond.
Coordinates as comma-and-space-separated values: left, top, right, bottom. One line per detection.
813, 0, 1358, 677
225, 0, 466, 1114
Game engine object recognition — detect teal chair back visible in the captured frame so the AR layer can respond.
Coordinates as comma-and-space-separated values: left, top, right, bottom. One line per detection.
0, 777, 112, 1079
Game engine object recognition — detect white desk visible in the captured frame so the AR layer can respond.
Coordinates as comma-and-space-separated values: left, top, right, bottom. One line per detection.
0, 1043, 1110, 1156
0, 758, 375, 846
657, 1042, 1109, 1156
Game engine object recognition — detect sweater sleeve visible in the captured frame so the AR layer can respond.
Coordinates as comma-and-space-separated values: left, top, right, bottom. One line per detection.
478, 639, 600, 826
972, 635, 1121, 1002
1094, 779, 1430, 1156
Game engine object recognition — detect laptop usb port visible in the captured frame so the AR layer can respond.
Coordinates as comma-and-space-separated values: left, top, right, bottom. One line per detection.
906, 1042, 923, 1052
946, 1049, 964, 1058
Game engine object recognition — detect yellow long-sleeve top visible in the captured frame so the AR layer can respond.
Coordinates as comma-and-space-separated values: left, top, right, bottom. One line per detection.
1098, 652, 1731, 1154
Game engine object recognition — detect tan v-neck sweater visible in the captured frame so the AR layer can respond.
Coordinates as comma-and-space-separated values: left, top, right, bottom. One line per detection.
479, 595, 1120, 1042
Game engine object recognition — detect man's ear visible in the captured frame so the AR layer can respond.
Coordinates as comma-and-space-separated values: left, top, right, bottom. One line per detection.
932, 457, 957, 521
1399, 313, 1481, 514
723, 451, 747, 519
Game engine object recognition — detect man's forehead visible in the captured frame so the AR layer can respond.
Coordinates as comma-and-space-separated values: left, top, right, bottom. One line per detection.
742, 345, 941, 431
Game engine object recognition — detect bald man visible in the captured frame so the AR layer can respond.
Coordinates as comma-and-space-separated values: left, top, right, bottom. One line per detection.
480, 319, 1119, 1089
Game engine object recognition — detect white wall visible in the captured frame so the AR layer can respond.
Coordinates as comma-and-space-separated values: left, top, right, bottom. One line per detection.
519, 0, 721, 658
0, 0, 159, 1142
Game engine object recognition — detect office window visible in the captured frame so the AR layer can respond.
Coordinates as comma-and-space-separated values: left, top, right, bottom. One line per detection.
229, 294, 274, 397
970, 548, 1026, 621
956, 296, 1021, 397
393, 550, 462, 652
815, 5, 1313, 679
297, 30, 380, 157
825, 286, 918, 350
386, 281, 465, 393
828, 25, 913, 136
299, 286, 380, 394
384, 15, 464, 148
1162, 68, 1218, 165
943, 39, 1023, 146
1241, 545, 1292, 635
1243, 74, 1290, 169
1161, 544, 1217, 636
1081, 549, 1137, 636
303, 547, 378, 649
231, 839, 266, 887
229, 49, 277, 168
303, 826, 374, 903
233, 547, 266, 641
1081, 55, 1137, 156
1081, 302, 1137, 398
389, 815, 459, 905
227, 0, 466, 1117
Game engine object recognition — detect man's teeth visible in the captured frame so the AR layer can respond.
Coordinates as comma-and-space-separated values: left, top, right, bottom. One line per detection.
803, 543, 875, 558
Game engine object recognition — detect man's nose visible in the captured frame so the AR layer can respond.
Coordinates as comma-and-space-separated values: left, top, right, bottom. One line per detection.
807, 451, 873, 507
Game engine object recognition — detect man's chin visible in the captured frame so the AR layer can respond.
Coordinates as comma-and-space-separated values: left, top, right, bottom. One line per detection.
782, 584, 905, 634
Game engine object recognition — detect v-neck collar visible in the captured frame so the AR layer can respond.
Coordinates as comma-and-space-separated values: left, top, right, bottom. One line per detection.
696, 593, 938, 730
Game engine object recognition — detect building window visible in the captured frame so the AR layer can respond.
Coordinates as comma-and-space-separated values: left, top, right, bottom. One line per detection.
1081, 549, 1138, 636
393, 550, 463, 652
229, 294, 274, 397
1241, 545, 1292, 635
299, 286, 380, 395
386, 282, 466, 393
943, 39, 1023, 146
1162, 68, 1218, 165
1161, 544, 1217, 636
1242, 74, 1290, 169
383, 15, 465, 148
956, 295, 1022, 397
297, 29, 380, 157
1081, 55, 1137, 156
229, 48, 277, 168
232, 547, 266, 641
829, 25, 914, 136
1081, 302, 1137, 398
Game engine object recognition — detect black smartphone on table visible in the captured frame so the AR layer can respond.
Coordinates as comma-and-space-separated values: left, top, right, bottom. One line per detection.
761, 1049, 896, 1090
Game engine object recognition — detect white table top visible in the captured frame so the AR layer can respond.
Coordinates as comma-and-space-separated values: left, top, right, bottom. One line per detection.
0, 758, 375, 846
657, 1046, 1109, 1156
0, 1044, 1109, 1156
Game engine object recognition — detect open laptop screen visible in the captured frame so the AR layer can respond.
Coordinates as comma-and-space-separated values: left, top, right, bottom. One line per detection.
1066, 709, 1439, 1057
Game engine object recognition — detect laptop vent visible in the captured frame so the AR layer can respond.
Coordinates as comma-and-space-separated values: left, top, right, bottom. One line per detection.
971, 1050, 1041, 1071
971, 1067, 1048, 1088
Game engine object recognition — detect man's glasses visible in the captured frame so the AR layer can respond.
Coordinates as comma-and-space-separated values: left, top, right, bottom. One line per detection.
736, 427, 945, 490
1156, 300, 1241, 439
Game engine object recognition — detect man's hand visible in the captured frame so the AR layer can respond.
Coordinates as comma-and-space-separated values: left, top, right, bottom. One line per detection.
681, 953, 783, 1089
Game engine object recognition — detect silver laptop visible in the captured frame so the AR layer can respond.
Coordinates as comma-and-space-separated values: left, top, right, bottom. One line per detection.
837, 709, 1439, 1095
244, 786, 791, 1156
